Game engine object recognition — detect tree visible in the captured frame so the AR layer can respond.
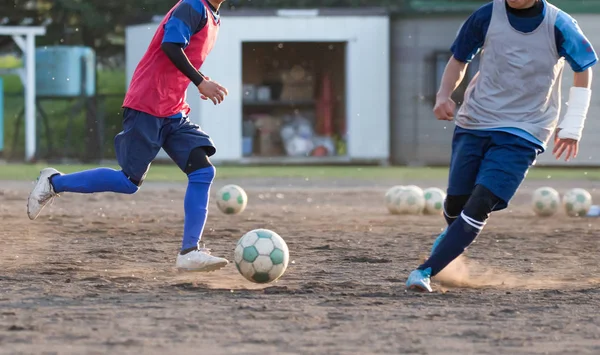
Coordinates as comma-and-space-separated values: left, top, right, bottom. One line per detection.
1, 0, 174, 62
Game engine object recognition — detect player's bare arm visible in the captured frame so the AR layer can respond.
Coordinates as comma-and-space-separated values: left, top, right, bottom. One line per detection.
552, 9, 597, 162
196, 72, 228, 103
434, 56, 468, 121
434, 3, 485, 122
553, 68, 593, 161
161, 41, 228, 105
199, 0, 229, 104
160, 0, 228, 106
198, 76, 229, 105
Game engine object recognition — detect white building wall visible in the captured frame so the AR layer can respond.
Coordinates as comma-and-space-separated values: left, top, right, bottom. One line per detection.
390, 16, 463, 165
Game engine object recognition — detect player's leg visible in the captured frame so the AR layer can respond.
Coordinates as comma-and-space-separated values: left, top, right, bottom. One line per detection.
27, 108, 164, 220
180, 147, 216, 253
431, 195, 471, 255
409, 132, 539, 292
407, 128, 488, 292
429, 128, 487, 255
420, 184, 501, 274
162, 117, 228, 272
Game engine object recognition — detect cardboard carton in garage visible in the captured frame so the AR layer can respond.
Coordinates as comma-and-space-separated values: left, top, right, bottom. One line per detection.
280, 66, 315, 101
252, 114, 284, 156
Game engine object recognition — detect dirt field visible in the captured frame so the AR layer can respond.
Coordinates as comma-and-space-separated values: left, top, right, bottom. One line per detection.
1, 176, 600, 354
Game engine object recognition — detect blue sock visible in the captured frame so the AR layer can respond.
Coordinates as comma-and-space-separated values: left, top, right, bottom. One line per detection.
430, 206, 458, 255
181, 166, 215, 252
51, 168, 138, 194
419, 211, 484, 276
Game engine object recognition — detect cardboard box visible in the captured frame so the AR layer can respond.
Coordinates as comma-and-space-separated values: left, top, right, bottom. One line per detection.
279, 67, 315, 101
280, 83, 314, 101
252, 114, 284, 156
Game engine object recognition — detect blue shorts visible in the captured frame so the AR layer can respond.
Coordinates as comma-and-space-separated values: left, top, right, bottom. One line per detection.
447, 127, 542, 211
114, 108, 215, 183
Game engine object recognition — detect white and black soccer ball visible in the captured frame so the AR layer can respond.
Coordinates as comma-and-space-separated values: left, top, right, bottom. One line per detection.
562, 188, 592, 217
391, 185, 425, 215
234, 229, 290, 284
384, 185, 404, 214
423, 187, 446, 215
216, 184, 248, 215
531, 186, 560, 217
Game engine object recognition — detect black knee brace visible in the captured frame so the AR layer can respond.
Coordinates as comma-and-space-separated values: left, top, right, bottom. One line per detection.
122, 170, 145, 187
184, 147, 213, 175
444, 194, 470, 219
462, 185, 502, 222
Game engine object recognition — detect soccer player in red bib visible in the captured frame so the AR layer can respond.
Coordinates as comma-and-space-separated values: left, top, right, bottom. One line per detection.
27, 0, 230, 272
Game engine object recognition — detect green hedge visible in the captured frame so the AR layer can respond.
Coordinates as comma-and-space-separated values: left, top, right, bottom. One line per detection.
1, 71, 125, 160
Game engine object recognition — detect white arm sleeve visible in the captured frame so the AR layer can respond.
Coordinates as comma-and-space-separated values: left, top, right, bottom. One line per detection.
557, 86, 592, 141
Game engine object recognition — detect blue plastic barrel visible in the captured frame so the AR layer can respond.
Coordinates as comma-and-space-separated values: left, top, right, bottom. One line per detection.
35, 46, 96, 97
0, 77, 3, 152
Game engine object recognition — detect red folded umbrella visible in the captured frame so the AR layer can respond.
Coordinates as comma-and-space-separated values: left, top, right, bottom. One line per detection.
316, 73, 333, 137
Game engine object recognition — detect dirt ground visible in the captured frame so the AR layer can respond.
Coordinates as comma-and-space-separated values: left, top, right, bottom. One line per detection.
1, 176, 600, 355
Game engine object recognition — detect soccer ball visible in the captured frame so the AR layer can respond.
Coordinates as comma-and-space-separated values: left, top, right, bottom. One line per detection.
216, 184, 247, 215
391, 185, 425, 215
384, 185, 404, 214
562, 188, 592, 217
531, 187, 560, 217
423, 187, 446, 215
234, 229, 290, 284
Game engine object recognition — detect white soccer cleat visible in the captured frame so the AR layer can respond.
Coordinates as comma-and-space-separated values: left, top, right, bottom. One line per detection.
176, 247, 229, 272
27, 168, 61, 220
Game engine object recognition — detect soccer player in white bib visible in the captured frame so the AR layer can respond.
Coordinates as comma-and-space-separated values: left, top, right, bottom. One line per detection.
406, 0, 598, 292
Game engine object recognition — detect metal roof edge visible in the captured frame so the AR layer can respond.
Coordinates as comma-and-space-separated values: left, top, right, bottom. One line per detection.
220, 7, 390, 17
404, 0, 600, 15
